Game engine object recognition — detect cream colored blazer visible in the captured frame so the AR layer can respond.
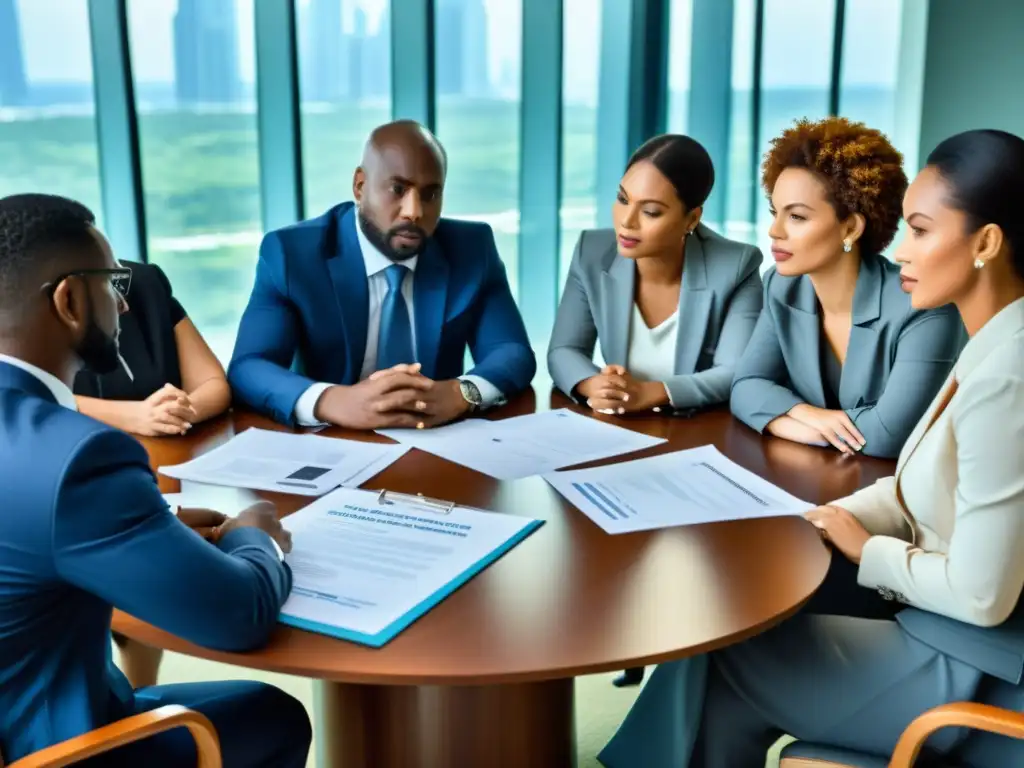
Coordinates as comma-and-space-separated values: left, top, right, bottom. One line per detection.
833, 297, 1024, 628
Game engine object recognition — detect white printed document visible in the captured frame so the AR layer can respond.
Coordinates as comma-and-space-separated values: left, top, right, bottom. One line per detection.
278, 487, 543, 646
162, 488, 257, 517
544, 445, 813, 534
378, 408, 666, 479
159, 428, 409, 496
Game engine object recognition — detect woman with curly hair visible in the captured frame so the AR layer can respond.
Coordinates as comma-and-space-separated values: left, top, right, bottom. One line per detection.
730, 117, 966, 459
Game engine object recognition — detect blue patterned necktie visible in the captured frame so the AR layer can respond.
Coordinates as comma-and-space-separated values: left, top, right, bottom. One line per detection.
376, 263, 415, 370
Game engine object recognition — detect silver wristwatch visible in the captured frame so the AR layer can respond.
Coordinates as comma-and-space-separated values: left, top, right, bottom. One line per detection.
458, 379, 483, 411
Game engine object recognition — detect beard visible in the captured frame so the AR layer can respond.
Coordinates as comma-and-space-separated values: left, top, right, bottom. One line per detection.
358, 210, 427, 262
75, 294, 121, 376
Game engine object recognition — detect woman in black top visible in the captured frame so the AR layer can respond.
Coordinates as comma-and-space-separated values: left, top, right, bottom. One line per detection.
73, 260, 231, 688
74, 260, 230, 436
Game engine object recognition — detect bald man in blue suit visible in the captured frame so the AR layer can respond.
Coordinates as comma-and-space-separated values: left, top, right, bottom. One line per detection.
229, 120, 535, 429
0, 194, 311, 766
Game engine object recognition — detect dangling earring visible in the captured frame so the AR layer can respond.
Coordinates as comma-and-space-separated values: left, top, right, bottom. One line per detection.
842, 239, 852, 253
974, 258, 985, 269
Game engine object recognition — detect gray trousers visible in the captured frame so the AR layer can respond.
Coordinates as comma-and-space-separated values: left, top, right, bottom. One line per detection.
600, 614, 1024, 768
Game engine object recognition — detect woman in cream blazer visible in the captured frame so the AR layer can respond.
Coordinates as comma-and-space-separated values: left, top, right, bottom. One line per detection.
599, 130, 1024, 768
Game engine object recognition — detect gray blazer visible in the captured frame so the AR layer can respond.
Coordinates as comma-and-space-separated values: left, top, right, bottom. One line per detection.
547, 224, 763, 411
729, 253, 966, 458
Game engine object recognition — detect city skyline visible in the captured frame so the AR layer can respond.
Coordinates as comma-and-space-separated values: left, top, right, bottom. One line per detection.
173, 0, 241, 103
4, 0, 901, 108
299, 0, 390, 101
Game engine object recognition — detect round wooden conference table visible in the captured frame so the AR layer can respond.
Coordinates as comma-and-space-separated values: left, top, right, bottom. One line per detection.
114, 388, 894, 768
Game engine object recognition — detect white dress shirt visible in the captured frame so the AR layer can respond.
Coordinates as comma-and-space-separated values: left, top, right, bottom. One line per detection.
293, 218, 503, 426
620, 306, 680, 409
0, 354, 284, 561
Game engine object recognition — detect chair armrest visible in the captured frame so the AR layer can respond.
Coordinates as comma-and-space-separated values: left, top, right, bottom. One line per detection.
7, 705, 221, 768
889, 702, 1024, 767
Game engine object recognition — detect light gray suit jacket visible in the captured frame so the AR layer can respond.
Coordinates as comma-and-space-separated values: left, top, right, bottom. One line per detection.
729, 253, 967, 458
547, 224, 763, 411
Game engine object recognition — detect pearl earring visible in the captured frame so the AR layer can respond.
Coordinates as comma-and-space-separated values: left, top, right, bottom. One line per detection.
842, 239, 852, 253
974, 258, 985, 269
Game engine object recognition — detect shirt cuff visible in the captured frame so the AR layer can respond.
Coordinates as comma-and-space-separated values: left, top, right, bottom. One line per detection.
271, 537, 285, 562
459, 375, 505, 409
294, 382, 331, 426
857, 534, 912, 592
663, 382, 676, 409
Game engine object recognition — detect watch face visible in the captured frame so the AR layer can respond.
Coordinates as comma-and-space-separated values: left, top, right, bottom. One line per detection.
461, 380, 482, 405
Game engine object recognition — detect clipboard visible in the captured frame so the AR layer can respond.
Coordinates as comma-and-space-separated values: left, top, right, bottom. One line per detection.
375, 489, 456, 514
276, 486, 544, 647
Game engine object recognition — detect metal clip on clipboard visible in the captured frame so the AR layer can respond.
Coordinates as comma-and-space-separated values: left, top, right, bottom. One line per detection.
376, 489, 457, 515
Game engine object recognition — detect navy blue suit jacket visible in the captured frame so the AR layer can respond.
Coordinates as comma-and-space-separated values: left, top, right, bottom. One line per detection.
0, 362, 291, 763
228, 203, 536, 424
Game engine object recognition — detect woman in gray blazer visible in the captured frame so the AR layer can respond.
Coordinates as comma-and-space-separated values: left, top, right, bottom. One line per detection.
599, 129, 1024, 768
730, 117, 965, 459
548, 134, 763, 417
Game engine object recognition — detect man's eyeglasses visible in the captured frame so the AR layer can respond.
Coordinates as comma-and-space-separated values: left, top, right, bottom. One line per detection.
41, 267, 132, 299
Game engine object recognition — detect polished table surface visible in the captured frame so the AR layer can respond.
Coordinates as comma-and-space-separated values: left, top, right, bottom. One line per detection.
115, 388, 894, 685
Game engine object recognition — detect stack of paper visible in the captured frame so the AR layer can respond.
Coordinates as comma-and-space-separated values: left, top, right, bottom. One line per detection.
159, 428, 409, 496
544, 445, 813, 534
278, 487, 543, 646
378, 408, 666, 479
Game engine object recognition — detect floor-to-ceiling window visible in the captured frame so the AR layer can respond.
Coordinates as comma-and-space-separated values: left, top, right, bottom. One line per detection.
127, 0, 261, 362
753, 0, 837, 255
839, 0, 903, 141
0, 0, 103, 220
840, 0, 906, 258
296, 0, 392, 217
665, 0, 694, 136
723, 0, 758, 245
558, 0, 602, 286
1, 0, 919, 340
434, 0, 523, 298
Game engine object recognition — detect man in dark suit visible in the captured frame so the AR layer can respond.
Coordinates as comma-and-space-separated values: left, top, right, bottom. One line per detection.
229, 119, 536, 428
0, 194, 311, 766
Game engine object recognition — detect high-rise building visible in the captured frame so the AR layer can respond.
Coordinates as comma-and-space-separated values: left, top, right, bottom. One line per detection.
302, 0, 348, 102
435, 0, 490, 98
461, 0, 488, 98
0, 0, 28, 107
360, 10, 390, 99
173, 0, 241, 105
435, 0, 464, 96
347, 6, 367, 100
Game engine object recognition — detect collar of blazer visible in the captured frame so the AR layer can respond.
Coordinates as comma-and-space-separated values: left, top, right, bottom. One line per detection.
953, 295, 1024, 381
601, 230, 712, 375
604, 229, 709, 291
783, 252, 885, 325
892, 296, 1024, 531
0, 357, 78, 409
